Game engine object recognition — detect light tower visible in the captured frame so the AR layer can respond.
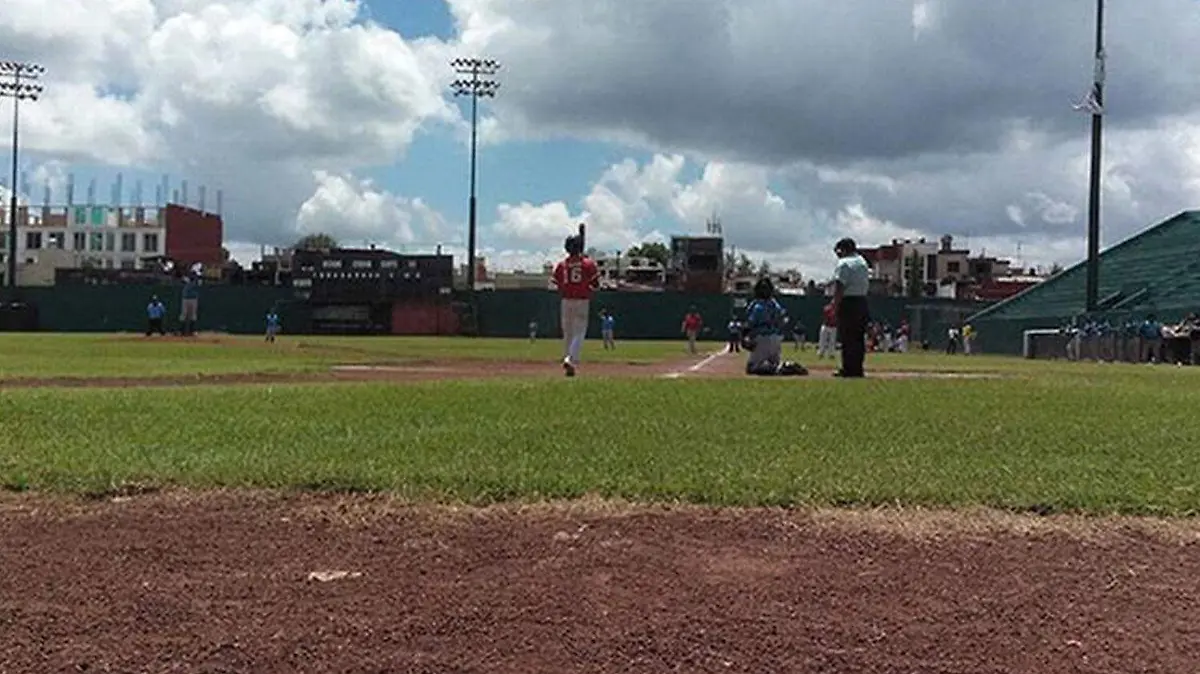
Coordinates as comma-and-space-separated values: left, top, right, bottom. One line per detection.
0, 60, 44, 288
450, 57, 501, 293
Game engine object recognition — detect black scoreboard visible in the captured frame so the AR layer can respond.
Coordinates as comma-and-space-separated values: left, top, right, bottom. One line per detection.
667, 236, 724, 293
292, 248, 454, 302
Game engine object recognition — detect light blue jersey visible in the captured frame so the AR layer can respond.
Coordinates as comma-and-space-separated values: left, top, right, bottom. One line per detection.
601, 314, 615, 332
745, 298, 786, 337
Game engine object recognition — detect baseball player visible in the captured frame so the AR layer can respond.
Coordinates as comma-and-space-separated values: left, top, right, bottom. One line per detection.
726, 313, 742, 353
145, 295, 166, 336
552, 234, 600, 376
600, 308, 616, 350
681, 307, 703, 354
817, 301, 838, 359
265, 307, 281, 342
742, 277, 807, 376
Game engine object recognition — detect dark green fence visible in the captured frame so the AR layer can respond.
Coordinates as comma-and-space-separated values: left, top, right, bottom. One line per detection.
10, 285, 309, 334
476, 290, 988, 342
8, 285, 989, 340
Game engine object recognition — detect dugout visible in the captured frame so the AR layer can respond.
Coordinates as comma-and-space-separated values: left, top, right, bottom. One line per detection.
0, 300, 38, 331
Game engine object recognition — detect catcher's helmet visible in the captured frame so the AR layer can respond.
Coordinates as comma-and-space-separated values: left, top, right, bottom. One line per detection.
753, 275, 775, 300
564, 235, 584, 255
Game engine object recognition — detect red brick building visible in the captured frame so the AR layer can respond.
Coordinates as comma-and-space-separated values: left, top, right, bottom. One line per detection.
164, 204, 223, 271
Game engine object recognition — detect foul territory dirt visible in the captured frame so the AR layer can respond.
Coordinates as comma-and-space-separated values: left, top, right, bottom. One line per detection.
2, 493, 1197, 673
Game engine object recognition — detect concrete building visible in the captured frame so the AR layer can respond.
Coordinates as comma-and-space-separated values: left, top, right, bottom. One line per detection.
0, 202, 223, 286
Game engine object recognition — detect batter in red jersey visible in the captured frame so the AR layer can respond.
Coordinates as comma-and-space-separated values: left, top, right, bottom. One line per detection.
552, 234, 600, 377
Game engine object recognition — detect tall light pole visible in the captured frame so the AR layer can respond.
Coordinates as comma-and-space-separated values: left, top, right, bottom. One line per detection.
450, 57, 500, 293
1076, 0, 1105, 312
0, 61, 44, 289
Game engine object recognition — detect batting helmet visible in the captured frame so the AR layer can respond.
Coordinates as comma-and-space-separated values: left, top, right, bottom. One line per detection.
564, 235, 584, 255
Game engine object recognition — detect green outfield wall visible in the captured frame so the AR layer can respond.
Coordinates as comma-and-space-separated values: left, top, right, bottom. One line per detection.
473, 290, 986, 342
6, 285, 988, 341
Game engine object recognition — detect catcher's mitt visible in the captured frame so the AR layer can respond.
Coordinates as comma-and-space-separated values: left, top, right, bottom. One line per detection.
740, 329, 756, 352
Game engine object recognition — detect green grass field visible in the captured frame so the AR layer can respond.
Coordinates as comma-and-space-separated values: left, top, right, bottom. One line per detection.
1, 334, 1197, 516
0, 333, 691, 378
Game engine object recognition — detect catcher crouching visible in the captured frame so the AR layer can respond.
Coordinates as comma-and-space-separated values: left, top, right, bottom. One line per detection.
742, 277, 808, 376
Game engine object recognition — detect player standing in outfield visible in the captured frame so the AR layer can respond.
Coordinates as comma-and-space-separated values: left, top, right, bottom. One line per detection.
179, 275, 201, 337
145, 295, 166, 336
681, 307, 703, 354
265, 307, 281, 343
552, 234, 600, 377
528, 319, 538, 343
600, 308, 616, 350
817, 301, 837, 359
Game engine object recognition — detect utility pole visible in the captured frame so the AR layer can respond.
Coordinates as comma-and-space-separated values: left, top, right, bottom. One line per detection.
1075, 0, 1105, 312
0, 60, 44, 289
450, 57, 501, 293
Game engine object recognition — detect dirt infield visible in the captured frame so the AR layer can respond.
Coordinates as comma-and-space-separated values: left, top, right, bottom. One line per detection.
1, 491, 1196, 673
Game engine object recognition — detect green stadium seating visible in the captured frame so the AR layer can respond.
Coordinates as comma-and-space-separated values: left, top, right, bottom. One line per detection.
972, 211, 1200, 322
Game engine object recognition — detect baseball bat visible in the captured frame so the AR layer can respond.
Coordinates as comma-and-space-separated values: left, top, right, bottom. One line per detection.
578, 222, 586, 251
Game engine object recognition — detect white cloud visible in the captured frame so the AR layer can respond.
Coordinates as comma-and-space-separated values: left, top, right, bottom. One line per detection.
2, 0, 455, 244
8, 0, 1200, 282
295, 171, 450, 249
491, 154, 906, 278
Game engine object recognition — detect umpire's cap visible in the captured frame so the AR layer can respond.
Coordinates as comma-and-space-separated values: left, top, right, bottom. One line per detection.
834, 237, 857, 255
564, 234, 584, 255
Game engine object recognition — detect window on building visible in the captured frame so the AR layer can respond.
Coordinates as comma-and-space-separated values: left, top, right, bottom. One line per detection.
89, 233, 104, 252
73, 232, 87, 251
925, 254, 938, 281
947, 261, 961, 274
104, 233, 115, 252
143, 233, 159, 253
120, 258, 137, 270
47, 232, 65, 250
120, 233, 137, 253
24, 231, 42, 250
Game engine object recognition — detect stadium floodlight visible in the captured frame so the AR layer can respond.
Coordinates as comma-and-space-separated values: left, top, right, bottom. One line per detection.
1075, 0, 1105, 313
0, 60, 44, 289
451, 57, 502, 294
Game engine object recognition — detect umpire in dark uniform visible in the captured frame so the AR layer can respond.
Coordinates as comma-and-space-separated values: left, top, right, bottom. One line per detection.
832, 237, 870, 378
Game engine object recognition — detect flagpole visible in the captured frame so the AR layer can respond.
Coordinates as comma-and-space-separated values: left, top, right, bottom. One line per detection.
1084, 0, 1105, 313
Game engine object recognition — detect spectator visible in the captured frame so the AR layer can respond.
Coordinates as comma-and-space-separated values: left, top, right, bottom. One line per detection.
1139, 314, 1163, 363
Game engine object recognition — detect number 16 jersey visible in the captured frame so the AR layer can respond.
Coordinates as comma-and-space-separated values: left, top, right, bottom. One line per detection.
554, 255, 600, 300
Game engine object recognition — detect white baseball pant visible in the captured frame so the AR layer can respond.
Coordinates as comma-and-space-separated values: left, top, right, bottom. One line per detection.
560, 298, 590, 365
817, 324, 837, 358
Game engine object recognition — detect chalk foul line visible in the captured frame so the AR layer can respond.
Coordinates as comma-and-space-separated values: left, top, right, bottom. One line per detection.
661, 349, 727, 379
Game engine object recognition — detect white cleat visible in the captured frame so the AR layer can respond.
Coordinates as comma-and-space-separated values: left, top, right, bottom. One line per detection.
562, 358, 576, 377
